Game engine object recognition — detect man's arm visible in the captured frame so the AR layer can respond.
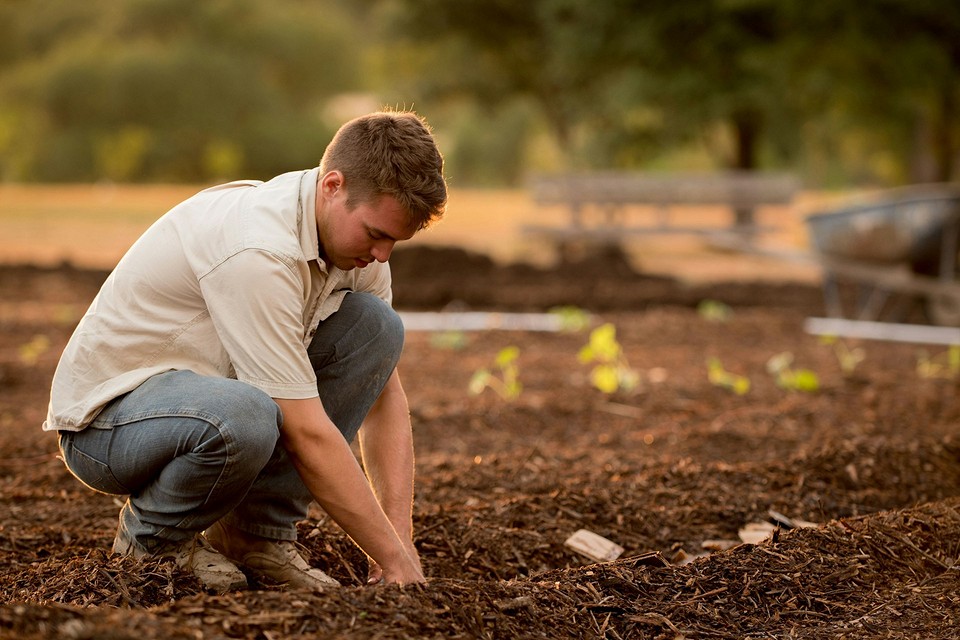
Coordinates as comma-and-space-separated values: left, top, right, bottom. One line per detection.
273, 395, 423, 585
358, 369, 420, 582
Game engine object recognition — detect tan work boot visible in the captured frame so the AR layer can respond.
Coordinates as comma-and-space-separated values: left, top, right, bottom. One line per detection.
112, 528, 248, 594
205, 520, 340, 590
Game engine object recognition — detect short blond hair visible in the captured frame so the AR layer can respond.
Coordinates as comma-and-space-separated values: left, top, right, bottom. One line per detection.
320, 110, 447, 230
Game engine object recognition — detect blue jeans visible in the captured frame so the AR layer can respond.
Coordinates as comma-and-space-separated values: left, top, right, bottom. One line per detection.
58, 292, 404, 552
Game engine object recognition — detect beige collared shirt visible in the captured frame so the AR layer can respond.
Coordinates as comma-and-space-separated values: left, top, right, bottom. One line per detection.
44, 168, 392, 432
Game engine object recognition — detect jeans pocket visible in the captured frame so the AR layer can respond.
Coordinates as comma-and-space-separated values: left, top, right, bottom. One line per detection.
59, 434, 128, 495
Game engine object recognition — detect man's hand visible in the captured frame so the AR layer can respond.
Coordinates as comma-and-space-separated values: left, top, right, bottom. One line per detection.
367, 540, 422, 585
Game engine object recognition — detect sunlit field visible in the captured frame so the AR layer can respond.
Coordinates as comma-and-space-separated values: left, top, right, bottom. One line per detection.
0, 183, 835, 283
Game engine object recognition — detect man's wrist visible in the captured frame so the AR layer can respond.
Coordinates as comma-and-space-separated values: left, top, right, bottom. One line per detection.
379, 506, 413, 540
394, 522, 415, 545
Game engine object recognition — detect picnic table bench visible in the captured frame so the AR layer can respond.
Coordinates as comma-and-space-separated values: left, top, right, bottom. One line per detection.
523, 171, 800, 257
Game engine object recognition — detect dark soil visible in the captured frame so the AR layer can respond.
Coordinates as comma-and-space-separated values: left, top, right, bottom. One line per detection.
1, 246, 958, 639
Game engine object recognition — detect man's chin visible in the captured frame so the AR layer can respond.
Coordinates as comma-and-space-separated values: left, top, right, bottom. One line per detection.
326, 256, 370, 270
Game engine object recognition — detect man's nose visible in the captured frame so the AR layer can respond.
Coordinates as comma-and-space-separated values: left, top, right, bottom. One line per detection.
371, 239, 396, 263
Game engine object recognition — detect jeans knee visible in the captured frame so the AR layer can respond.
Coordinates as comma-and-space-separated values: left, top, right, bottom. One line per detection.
378, 304, 405, 361
217, 382, 282, 455
349, 292, 405, 359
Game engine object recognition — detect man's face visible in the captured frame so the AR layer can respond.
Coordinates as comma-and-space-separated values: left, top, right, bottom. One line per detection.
315, 172, 417, 271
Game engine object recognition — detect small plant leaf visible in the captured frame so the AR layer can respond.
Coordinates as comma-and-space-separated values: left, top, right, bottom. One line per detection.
495, 346, 520, 368
916, 346, 960, 380
618, 368, 641, 392
791, 369, 820, 392
577, 344, 596, 364
591, 365, 620, 394
587, 324, 621, 362
697, 299, 733, 323
707, 358, 751, 395
430, 331, 468, 350
18, 334, 51, 366
766, 352, 794, 375
468, 370, 491, 395
579, 323, 639, 394
548, 306, 591, 332
469, 346, 523, 400
732, 376, 751, 395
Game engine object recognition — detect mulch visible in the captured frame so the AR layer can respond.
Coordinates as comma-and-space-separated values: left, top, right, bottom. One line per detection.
1, 247, 958, 639
3, 500, 958, 638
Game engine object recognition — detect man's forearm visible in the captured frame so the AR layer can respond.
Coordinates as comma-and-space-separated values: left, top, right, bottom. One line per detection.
359, 369, 416, 540
274, 395, 422, 583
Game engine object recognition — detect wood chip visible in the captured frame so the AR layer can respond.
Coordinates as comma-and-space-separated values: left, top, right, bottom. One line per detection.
738, 522, 778, 545
701, 539, 740, 552
564, 529, 624, 562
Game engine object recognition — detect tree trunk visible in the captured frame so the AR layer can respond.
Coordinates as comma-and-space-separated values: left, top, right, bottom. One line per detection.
732, 111, 759, 171
731, 111, 761, 228
932, 82, 957, 182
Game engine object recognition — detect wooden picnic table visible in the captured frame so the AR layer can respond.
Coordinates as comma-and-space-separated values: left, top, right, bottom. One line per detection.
523, 171, 800, 257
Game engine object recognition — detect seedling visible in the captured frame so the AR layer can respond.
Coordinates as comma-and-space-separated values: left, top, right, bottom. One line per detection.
548, 306, 591, 332
18, 334, 51, 366
916, 345, 960, 380
707, 358, 750, 395
430, 330, 468, 350
766, 352, 819, 392
469, 346, 522, 400
697, 299, 733, 323
578, 323, 639, 394
818, 335, 865, 376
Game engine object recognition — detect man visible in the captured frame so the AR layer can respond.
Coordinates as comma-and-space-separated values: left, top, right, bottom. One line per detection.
43, 110, 447, 592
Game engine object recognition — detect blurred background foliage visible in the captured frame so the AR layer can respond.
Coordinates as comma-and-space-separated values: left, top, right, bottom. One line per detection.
0, 0, 958, 187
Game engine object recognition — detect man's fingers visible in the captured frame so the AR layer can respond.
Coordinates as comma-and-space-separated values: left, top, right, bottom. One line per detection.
367, 562, 384, 585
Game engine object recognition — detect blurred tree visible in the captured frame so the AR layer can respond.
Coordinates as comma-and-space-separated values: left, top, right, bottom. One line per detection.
371, 0, 958, 185
371, 0, 804, 176
625, 0, 796, 171
3, 0, 957, 185
443, 99, 536, 186
371, 0, 640, 170
783, 0, 960, 183
0, 0, 360, 181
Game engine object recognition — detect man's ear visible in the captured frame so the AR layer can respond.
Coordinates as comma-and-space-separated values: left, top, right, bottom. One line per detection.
319, 171, 343, 197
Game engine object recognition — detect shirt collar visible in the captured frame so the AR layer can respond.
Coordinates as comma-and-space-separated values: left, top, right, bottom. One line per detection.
298, 167, 322, 264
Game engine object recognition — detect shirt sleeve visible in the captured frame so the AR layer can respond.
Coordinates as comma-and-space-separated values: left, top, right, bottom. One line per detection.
199, 248, 319, 399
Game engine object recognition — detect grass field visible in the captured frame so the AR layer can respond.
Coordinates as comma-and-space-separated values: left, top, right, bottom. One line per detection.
0, 183, 837, 283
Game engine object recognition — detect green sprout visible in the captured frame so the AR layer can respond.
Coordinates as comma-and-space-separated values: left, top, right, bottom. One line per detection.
707, 358, 751, 395
697, 299, 733, 323
766, 352, 820, 392
548, 306, 592, 332
18, 334, 51, 367
818, 335, 865, 376
578, 323, 640, 394
469, 346, 522, 400
430, 330, 468, 351
916, 345, 960, 380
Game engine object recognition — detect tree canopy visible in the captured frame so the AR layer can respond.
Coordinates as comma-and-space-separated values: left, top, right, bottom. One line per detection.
1, 0, 957, 186
0, 0, 360, 181
380, 0, 960, 185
